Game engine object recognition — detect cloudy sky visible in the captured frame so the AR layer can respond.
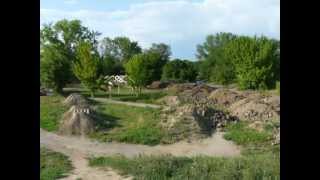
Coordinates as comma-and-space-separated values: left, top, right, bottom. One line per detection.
40, 0, 280, 60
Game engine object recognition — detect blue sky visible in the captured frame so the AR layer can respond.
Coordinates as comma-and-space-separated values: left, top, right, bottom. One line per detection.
41, 0, 280, 60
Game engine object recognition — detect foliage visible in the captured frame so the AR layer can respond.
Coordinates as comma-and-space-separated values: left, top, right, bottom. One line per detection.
125, 52, 163, 94
146, 43, 171, 66
225, 36, 279, 90
40, 44, 72, 93
197, 32, 237, 84
40, 96, 67, 131
40, 148, 73, 180
99, 36, 142, 73
40, 19, 100, 87
73, 41, 102, 97
161, 59, 197, 82
89, 153, 279, 180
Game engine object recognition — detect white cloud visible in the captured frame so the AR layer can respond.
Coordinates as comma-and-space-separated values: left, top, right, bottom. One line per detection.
40, 0, 280, 59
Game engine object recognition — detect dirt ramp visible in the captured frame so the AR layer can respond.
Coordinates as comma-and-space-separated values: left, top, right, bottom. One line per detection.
59, 106, 95, 136
64, 93, 89, 107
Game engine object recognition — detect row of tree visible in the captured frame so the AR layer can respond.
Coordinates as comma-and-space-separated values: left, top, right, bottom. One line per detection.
196, 32, 280, 89
40, 19, 280, 96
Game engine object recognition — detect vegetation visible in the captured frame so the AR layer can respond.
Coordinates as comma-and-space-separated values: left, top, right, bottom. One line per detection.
91, 103, 164, 145
40, 96, 67, 131
225, 36, 279, 90
224, 122, 272, 146
125, 52, 164, 95
73, 41, 102, 97
197, 32, 237, 85
40, 19, 100, 93
89, 153, 279, 180
40, 44, 72, 94
40, 148, 73, 180
197, 33, 279, 89
161, 59, 197, 82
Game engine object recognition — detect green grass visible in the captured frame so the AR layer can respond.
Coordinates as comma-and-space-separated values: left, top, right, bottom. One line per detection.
223, 122, 272, 146
40, 96, 67, 131
91, 102, 164, 145
40, 148, 73, 180
89, 153, 279, 180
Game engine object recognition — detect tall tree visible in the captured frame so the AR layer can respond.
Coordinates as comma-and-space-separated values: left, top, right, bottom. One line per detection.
146, 43, 171, 64
40, 19, 101, 83
196, 32, 237, 83
72, 41, 101, 97
40, 44, 72, 94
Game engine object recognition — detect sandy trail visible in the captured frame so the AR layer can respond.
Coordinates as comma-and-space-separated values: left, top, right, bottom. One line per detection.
40, 129, 240, 179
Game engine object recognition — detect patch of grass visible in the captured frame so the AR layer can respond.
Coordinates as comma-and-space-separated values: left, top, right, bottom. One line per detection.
223, 122, 272, 146
90, 103, 164, 145
40, 96, 67, 131
40, 148, 73, 180
89, 153, 280, 180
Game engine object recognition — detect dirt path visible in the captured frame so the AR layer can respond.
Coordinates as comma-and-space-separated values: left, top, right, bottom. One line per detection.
41, 129, 240, 180
91, 97, 164, 109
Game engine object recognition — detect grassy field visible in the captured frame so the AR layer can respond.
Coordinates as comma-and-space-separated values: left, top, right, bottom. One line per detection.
91, 102, 165, 145
40, 96, 67, 131
40, 148, 73, 180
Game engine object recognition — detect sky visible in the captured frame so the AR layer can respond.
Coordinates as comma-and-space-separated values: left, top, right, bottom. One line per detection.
40, 0, 280, 60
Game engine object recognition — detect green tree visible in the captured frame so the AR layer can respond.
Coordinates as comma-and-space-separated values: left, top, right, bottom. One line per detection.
196, 32, 237, 83
72, 41, 101, 97
162, 59, 197, 82
40, 19, 100, 83
100, 37, 142, 71
40, 44, 72, 94
146, 43, 171, 65
225, 36, 279, 89
125, 52, 162, 95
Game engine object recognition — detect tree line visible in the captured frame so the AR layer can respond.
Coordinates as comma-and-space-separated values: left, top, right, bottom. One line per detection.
40, 19, 280, 96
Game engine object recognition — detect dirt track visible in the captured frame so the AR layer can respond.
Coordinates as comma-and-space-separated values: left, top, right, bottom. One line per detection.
41, 128, 240, 180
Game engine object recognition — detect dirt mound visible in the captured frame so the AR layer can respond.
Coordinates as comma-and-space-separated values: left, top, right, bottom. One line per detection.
63, 93, 89, 107
209, 89, 245, 108
58, 106, 95, 136
147, 81, 170, 89
228, 95, 280, 122
160, 104, 237, 143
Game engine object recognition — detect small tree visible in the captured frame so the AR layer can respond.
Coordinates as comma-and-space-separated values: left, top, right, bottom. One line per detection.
125, 52, 161, 96
73, 41, 101, 97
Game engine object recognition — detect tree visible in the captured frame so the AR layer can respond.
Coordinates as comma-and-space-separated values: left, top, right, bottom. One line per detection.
40, 19, 100, 83
162, 59, 197, 82
225, 36, 279, 89
146, 43, 171, 65
196, 32, 237, 83
40, 44, 72, 94
72, 41, 101, 97
124, 52, 162, 95
100, 36, 142, 66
